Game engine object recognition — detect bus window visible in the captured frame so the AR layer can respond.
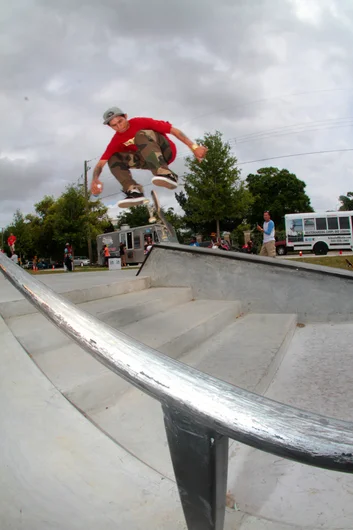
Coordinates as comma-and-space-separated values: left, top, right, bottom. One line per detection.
287, 218, 303, 242
339, 217, 350, 230
126, 232, 133, 249
327, 217, 338, 230
316, 218, 327, 230
134, 233, 141, 249
304, 218, 315, 230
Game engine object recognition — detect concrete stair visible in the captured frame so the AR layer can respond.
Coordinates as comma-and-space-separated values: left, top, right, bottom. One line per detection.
6, 281, 297, 483
90, 312, 297, 479
5, 286, 242, 420
3, 267, 353, 528
0, 272, 150, 318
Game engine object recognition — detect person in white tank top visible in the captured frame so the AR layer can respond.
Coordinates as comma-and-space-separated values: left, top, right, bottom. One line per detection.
257, 211, 276, 257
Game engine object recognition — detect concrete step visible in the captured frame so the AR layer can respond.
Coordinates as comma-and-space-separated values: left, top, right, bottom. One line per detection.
65, 297, 241, 414
182, 313, 297, 394
227, 321, 353, 529
0, 273, 151, 318
79, 286, 192, 327
5, 287, 192, 414
119, 299, 243, 358
90, 313, 296, 480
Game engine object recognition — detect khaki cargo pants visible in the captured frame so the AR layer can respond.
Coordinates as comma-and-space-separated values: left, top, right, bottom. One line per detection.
108, 130, 176, 192
260, 240, 276, 257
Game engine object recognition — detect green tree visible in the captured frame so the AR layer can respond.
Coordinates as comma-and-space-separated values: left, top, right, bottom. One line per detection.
246, 167, 313, 229
4, 186, 110, 262
178, 131, 252, 238
5, 210, 33, 260
116, 205, 150, 229
339, 192, 353, 211
51, 184, 110, 256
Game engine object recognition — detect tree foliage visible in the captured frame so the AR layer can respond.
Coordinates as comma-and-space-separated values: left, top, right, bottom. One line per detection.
246, 167, 313, 229
178, 131, 253, 237
4, 185, 110, 260
116, 205, 150, 229
339, 192, 353, 211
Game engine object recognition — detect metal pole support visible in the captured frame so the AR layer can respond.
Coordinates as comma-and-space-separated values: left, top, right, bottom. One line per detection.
163, 405, 228, 530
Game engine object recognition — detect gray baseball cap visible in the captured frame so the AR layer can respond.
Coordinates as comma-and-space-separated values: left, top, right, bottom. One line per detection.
103, 106, 125, 125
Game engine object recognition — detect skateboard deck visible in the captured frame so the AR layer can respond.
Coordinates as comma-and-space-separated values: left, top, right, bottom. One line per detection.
148, 190, 178, 243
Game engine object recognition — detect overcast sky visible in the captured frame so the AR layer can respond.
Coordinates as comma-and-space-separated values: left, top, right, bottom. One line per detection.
1, 0, 353, 228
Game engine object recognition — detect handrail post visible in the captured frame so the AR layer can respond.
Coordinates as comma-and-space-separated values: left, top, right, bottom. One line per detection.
163, 405, 228, 530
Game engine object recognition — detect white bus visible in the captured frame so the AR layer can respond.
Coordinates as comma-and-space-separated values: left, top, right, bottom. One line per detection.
285, 211, 353, 255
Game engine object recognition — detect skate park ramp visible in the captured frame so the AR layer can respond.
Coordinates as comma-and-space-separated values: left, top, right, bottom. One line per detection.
1, 247, 353, 530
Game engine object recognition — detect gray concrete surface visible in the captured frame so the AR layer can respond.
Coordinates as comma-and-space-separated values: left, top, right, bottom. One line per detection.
0, 316, 186, 530
227, 321, 353, 529
0, 269, 147, 318
3, 252, 353, 529
80, 286, 193, 327
89, 312, 296, 480
141, 245, 353, 321
120, 298, 242, 358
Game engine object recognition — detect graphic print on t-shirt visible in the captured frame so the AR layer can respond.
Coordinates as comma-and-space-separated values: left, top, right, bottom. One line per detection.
123, 138, 135, 147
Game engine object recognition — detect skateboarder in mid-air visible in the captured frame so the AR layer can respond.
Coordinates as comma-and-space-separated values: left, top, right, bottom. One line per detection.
90, 107, 208, 208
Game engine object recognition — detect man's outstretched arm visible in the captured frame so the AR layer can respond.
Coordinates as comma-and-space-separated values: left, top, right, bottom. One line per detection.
170, 127, 208, 162
90, 159, 107, 195
92, 159, 107, 181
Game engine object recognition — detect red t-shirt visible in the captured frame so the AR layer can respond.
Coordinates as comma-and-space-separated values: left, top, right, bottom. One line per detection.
100, 117, 177, 162
8, 235, 16, 246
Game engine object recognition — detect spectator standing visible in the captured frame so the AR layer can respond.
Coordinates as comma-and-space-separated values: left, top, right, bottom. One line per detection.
7, 233, 16, 253
257, 211, 276, 257
103, 245, 110, 267
144, 236, 153, 253
64, 252, 73, 272
65, 242, 74, 271
189, 237, 200, 247
119, 242, 127, 267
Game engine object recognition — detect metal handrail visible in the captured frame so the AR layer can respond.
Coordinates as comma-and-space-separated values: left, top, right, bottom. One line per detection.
1, 252, 353, 472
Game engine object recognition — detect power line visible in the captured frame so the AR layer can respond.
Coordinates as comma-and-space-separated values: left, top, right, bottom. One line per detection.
234, 116, 353, 142
179, 87, 353, 127
237, 147, 353, 166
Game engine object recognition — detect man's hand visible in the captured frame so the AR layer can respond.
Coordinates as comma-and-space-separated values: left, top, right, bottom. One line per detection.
91, 160, 107, 196
91, 179, 103, 196
193, 145, 208, 162
170, 127, 208, 161
257, 224, 263, 232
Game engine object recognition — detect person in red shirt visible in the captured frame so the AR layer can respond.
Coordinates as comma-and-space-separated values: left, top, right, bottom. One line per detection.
103, 244, 110, 267
90, 107, 208, 208
7, 233, 16, 253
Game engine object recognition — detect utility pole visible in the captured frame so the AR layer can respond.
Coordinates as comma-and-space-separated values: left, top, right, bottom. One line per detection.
84, 160, 93, 264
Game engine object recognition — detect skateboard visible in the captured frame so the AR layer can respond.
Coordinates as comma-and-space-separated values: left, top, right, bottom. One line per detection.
148, 190, 178, 243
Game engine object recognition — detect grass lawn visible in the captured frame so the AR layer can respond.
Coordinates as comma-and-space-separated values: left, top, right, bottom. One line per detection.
28, 266, 139, 275
292, 255, 353, 272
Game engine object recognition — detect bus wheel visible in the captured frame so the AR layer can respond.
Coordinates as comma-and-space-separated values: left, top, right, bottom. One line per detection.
276, 245, 287, 256
313, 242, 328, 255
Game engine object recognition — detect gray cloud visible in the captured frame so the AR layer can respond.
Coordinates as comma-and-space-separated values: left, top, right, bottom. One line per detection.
1, 0, 353, 229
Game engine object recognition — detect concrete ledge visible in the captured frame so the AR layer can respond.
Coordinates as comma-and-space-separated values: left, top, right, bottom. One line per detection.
140, 243, 353, 281
140, 246, 353, 322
